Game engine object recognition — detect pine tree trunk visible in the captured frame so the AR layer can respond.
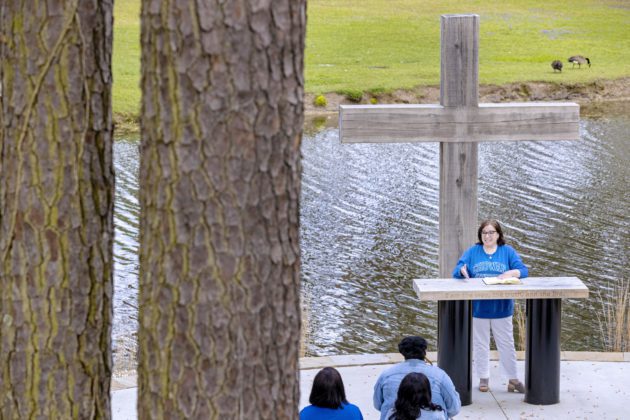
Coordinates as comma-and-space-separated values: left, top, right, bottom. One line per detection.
0, 1, 114, 418
138, 0, 305, 418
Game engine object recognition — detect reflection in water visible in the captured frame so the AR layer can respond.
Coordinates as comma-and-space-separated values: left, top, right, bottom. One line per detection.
112, 112, 629, 368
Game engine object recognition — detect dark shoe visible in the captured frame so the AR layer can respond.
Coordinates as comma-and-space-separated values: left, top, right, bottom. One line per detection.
508, 379, 525, 393
479, 378, 489, 392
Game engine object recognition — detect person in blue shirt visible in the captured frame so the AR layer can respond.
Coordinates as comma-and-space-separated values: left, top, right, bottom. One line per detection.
300, 367, 363, 420
373, 336, 460, 420
386, 372, 445, 420
452, 219, 528, 394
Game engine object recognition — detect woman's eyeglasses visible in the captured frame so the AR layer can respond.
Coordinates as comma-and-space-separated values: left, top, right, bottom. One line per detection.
481, 231, 497, 236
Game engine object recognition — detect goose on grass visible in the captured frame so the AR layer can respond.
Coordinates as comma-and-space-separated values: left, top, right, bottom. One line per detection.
568, 55, 591, 68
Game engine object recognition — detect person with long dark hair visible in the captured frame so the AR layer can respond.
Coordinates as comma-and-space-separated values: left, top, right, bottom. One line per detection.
373, 336, 460, 420
452, 219, 528, 393
300, 367, 364, 420
387, 373, 444, 420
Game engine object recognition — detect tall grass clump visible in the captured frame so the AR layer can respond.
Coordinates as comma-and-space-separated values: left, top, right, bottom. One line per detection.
337, 88, 363, 103
595, 280, 629, 352
513, 301, 527, 351
300, 299, 311, 357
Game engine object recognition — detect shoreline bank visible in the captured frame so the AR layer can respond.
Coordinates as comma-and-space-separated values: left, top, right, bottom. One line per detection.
113, 78, 630, 138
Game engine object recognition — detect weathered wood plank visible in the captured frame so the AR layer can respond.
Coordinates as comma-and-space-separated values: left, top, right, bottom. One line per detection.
413, 277, 589, 301
441, 14, 479, 107
439, 15, 479, 278
339, 103, 580, 143
439, 142, 477, 277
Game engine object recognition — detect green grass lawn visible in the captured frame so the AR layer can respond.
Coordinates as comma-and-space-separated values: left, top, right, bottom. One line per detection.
113, 0, 630, 116
112, 1, 141, 117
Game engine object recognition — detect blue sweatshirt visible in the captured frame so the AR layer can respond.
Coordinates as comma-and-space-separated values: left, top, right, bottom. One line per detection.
300, 402, 363, 420
452, 244, 528, 318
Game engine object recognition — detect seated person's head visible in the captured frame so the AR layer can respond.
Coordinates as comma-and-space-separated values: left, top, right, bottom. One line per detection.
392, 372, 442, 419
309, 367, 348, 409
398, 336, 427, 361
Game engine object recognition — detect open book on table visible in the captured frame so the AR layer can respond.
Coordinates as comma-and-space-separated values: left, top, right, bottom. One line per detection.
482, 276, 522, 285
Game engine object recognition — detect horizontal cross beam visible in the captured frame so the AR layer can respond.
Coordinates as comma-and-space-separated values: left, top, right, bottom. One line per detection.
339, 103, 579, 143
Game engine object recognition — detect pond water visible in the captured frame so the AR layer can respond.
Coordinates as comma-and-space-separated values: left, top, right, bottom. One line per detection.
112, 103, 629, 370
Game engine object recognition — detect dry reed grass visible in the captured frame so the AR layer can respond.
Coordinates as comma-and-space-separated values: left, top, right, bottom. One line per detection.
300, 298, 311, 357
513, 301, 527, 351
595, 280, 629, 352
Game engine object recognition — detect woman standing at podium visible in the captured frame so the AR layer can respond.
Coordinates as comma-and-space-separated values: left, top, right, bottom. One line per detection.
452, 219, 528, 394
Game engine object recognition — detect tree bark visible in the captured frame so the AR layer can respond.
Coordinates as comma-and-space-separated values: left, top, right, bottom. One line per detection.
138, 0, 305, 418
0, 1, 114, 418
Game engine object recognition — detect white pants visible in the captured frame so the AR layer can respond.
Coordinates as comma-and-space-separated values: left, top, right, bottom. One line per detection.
473, 316, 518, 379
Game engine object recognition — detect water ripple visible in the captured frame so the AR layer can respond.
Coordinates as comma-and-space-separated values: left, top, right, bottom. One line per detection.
112, 111, 629, 366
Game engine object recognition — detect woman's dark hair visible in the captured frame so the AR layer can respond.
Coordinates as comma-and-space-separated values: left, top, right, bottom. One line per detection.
388, 373, 443, 420
398, 336, 427, 361
476, 219, 506, 246
309, 367, 348, 409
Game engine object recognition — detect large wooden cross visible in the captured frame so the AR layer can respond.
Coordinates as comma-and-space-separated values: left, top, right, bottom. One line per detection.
338, 14, 579, 404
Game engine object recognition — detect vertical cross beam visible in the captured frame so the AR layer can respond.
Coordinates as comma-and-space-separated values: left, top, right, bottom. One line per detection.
437, 14, 479, 406
439, 14, 479, 293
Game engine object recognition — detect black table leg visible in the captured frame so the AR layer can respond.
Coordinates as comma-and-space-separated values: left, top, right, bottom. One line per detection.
438, 300, 472, 406
525, 298, 561, 405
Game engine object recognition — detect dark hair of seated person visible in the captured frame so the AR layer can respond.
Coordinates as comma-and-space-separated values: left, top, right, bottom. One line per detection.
308, 367, 348, 409
389, 372, 443, 420
398, 336, 428, 361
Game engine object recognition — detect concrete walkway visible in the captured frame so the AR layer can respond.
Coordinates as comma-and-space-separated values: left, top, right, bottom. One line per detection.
112, 352, 630, 419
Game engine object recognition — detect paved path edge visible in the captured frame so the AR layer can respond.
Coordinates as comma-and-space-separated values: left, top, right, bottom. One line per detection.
112, 351, 630, 391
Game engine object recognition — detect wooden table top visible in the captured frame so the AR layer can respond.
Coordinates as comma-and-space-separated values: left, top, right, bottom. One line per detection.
413, 277, 588, 301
